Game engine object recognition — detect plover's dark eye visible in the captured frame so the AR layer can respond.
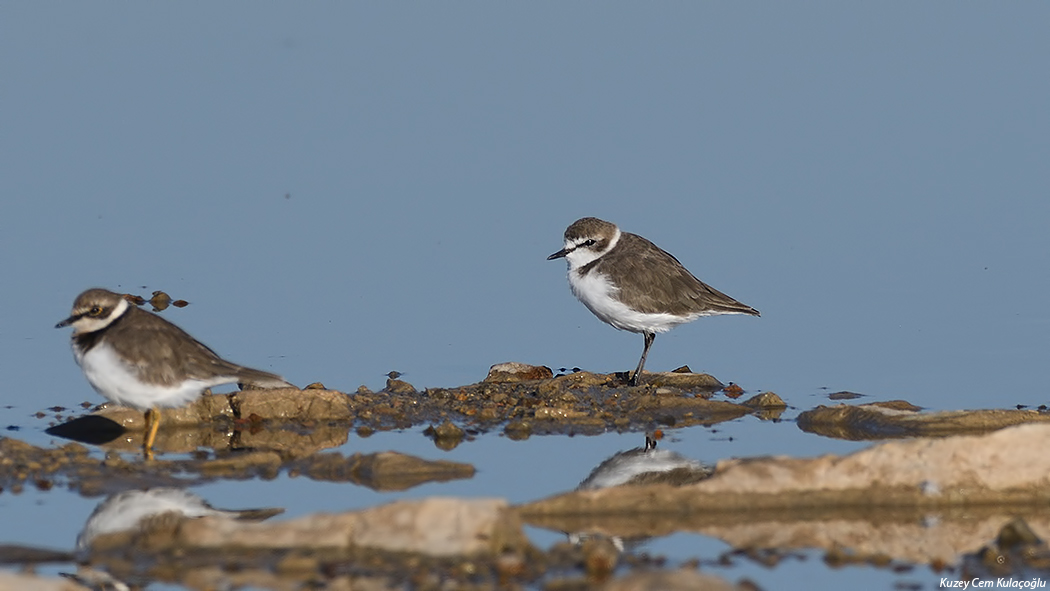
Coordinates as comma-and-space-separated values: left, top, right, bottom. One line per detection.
583, 239, 597, 247
90, 306, 103, 316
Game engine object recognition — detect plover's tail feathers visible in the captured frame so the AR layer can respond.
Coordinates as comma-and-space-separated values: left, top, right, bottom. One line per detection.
231, 365, 296, 389
703, 289, 760, 317
230, 506, 286, 521
681, 277, 760, 317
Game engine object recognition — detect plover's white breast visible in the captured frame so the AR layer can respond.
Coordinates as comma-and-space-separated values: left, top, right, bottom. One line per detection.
75, 342, 233, 410
568, 269, 705, 334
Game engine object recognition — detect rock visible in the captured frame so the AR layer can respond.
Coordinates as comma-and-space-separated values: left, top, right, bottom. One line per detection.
424, 420, 466, 450
504, 420, 532, 440
235, 388, 351, 421
93, 387, 349, 429
828, 391, 864, 400
384, 378, 417, 394
349, 498, 521, 555
93, 497, 526, 557
523, 423, 1050, 514
742, 392, 787, 409
644, 371, 723, 391
722, 383, 745, 399
485, 362, 554, 382
797, 403, 1050, 440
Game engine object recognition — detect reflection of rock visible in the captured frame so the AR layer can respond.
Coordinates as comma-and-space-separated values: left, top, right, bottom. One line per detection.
290, 451, 475, 491
702, 506, 1050, 566
798, 402, 1050, 440
960, 517, 1050, 581
88, 497, 523, 556
0, 437, 475, 495
77, 498, 528, 590
94, 420, 351, 458
77, 488, 283, 551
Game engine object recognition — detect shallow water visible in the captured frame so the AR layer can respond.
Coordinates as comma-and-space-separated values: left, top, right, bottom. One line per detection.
3, 4, 1049, 590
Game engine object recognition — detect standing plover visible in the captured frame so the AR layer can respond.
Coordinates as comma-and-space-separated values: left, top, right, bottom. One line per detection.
548, 217, 759, 385
56, 288, 294, 458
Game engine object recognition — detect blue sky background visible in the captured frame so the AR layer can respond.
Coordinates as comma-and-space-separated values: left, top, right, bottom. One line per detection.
3, 4, 1046, 412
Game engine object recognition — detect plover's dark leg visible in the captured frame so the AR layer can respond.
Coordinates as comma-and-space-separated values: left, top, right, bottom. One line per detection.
143, 407, 161, 460
644, 433, 658, 451
629, 332, 656, 386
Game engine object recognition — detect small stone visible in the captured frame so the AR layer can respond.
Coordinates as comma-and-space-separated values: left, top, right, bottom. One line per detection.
385, 378, 417, 394
149, 290, 172, 311
828, 391, 864, 400
504, 420, 532, 440
722, 383, 745, 398
123, 293, 147, 306
485, 362, 554, 383
742, 392, 787, 409
870, 400, 922, 412
425, 420, 465, 445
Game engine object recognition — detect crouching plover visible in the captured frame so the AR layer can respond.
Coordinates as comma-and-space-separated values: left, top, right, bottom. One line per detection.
56, 288, 294, 458
548, 217, 759, 385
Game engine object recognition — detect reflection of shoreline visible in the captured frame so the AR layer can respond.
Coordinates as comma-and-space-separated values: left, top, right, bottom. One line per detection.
77, 488, 283, 551
534, 494, 1050, 566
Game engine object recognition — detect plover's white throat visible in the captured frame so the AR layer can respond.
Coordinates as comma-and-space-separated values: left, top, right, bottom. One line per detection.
56, 288, 294, 457
548, 217, 759, 385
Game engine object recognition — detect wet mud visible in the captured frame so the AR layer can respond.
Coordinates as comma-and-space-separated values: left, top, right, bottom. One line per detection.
6, 364, 1050, 589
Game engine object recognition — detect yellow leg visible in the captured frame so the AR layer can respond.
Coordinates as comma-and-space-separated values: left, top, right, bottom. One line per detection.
143, 407, 161, 460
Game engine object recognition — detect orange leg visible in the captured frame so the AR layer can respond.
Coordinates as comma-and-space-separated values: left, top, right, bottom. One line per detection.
143, 407, 161, 460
